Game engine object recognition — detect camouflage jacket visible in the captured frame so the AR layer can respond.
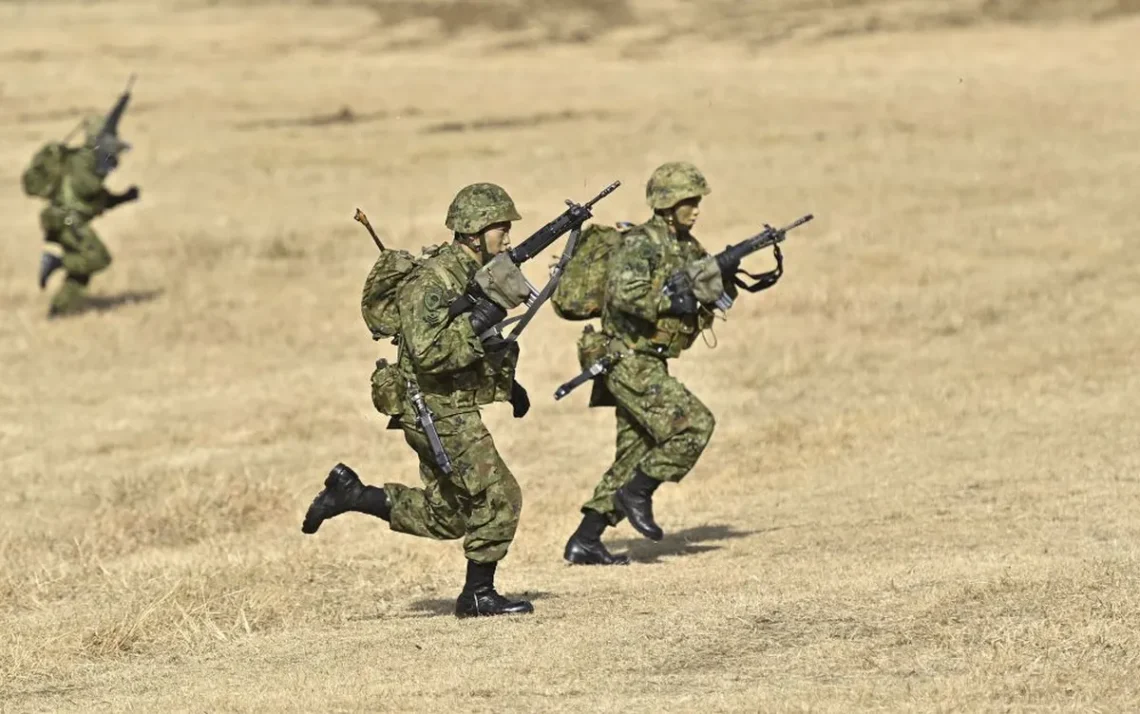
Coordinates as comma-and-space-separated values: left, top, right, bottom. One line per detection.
395, 242, 518, 416
53, 147, 116, 221
601, 214, 713, 359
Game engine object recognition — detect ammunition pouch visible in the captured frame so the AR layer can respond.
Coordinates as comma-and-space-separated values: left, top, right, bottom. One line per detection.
369, 358, 407, 417
577, 325, 618, 408
576, 324, 609, 370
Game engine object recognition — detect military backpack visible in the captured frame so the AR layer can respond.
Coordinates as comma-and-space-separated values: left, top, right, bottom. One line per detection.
361, 249, 424, 340
360, 245, 446, 416
21, 143, 72, 199
550, 222, 631, 321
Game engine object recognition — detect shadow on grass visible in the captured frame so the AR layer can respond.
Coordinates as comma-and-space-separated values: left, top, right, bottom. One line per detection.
49, 289, 164, 319
607, 523, 762, 564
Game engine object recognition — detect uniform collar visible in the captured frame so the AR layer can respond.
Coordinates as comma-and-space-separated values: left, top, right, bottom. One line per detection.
444, 240, 482, 273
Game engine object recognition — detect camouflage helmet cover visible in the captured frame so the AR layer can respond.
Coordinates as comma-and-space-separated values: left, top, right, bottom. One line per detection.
445, 183, 522, 234
645, 161, 711, 210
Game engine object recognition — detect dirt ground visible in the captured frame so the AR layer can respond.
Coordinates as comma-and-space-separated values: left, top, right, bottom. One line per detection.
1, 1, 1138, 711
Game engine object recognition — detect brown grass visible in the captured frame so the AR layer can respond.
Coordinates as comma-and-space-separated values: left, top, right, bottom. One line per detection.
2, 0, 1140, 711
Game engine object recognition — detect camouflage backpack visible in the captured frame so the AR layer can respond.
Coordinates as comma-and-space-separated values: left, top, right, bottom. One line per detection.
21, 143, 71, 199
361, 245, 446, 416
361, 244, 452, 339
361, 249, 423, 340
551, 222, 632, 321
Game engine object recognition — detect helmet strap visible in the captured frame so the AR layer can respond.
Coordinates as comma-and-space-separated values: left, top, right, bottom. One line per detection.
455, 231, 492, 264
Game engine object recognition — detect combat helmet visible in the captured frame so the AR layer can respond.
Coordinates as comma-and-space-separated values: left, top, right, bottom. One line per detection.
645, 161, 710, 211
445, 183, 522, 234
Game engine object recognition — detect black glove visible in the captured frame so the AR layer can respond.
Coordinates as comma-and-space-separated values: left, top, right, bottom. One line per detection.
468, 297, 507, 335
662, 289, 698, 316
108, 186, 140, 208
509, 380, 530, 418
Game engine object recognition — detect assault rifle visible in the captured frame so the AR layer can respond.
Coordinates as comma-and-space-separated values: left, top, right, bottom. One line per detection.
450, 180, 621, 344
553, 213, 814, 401
663, 213, 813, 311
92, 74, 136, 176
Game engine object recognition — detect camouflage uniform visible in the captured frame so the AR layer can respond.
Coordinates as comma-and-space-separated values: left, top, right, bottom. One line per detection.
303, 183, 535, 617
386, 241, 524, 564
39, 116, 136, 315
581, 212, 717, 521
565, 163, 717, 562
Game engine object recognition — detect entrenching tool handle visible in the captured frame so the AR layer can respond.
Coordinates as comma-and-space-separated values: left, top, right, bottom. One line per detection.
354, 208, 386, 251
554, 371, 595, 401
409, 384, 452, 474
553, 354, 618, 401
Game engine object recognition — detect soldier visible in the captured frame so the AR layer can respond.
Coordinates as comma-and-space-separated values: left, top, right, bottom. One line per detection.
301, 184, 535, 618
34, 114, 139, 318
563, 162, 721, 565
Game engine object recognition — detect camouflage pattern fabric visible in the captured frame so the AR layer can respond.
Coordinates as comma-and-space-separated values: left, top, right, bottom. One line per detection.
361, 248, 423, 340
54, 147, 117, 219
473, 252, 531, 310
387, 409, 522, 563
39, 146, 119, 313
380, 241, 522, 562
579, 206, 719, 523
685, 254, 725, 304
645, 161, 711, 210
581, 352, 715, 524
600, 214, 713, 360
394, 242, 517, 417
550, 222, 629, 321
444, 183, 522, 234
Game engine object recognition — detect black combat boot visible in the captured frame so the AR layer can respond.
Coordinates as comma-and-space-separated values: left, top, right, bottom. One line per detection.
563, 510, 630, 565
38, 252, 63, 290
614, 470, 664, 541
454, 561, 534, 618
301, 463, 390, 534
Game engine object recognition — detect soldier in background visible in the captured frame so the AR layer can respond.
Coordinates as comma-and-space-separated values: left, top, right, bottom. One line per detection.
24, 80, 139, 318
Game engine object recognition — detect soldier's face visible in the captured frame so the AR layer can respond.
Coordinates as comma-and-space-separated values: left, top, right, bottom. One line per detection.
672, 197, 702, 231
481, 222, 513, 258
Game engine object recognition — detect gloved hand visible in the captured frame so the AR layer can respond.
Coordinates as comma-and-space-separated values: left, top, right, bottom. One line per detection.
109, 186, 140, 208
468, 298, 507, 335
662, 289, 698, 316
509, 380, 530, 418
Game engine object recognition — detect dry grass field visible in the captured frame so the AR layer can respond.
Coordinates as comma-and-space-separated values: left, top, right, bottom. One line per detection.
2, 0, 1139, 711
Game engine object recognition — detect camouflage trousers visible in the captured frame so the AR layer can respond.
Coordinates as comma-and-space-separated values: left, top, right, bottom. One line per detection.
582, 352, 715, 525
385, 409, 522, 564
44, 217, 112, 314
